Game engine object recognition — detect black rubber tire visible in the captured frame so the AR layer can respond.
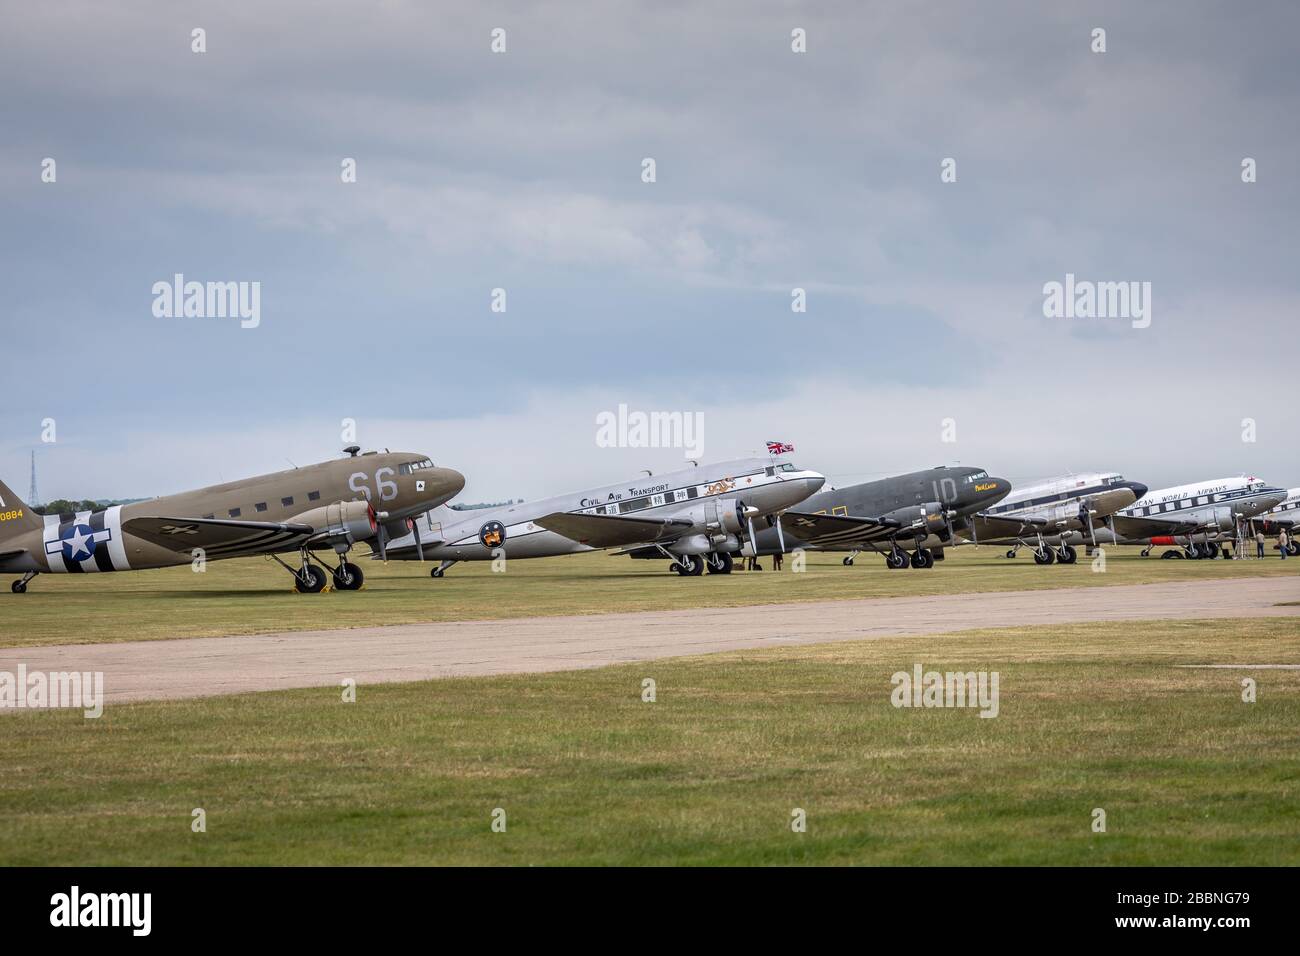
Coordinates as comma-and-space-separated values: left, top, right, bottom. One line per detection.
887, 550, 908, 570
683, 555, 705, 576
11, 581, 26, 594
706, 552, 733, 574
294, 565, 328, 593
333, 562, 364, 590
431, 567, 445, 578
1005, 549, 1017, 559
1033, 549, 1055, 565
1057, 545, 1077, 565
842, 556, 854, 566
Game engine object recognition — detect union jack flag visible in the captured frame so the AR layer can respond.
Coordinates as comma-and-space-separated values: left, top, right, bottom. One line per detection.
766, 441, 794, 455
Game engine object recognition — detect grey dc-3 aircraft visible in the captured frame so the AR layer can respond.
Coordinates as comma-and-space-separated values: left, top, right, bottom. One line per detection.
699, 465, 1011, 569
380, 456, 826, 576
0, 446, 464, 594
959, 472, 1149, 565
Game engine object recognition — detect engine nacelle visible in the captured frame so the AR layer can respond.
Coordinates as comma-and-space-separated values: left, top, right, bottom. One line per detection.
881, 502, 949, 534
678, 498, 750, 536
294, 500, 376, 545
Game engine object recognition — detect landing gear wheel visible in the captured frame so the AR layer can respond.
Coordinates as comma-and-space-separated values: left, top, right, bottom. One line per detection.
910, 549, 934, 569
1161, 550, 1183, 559
431, 567, 445, 578
886, 549, 909, 570
1205, 542, 1220, 559
11, 581, 26, 594
1005, 549, 1017, 559
294, 565, 328, 593
1033, 548, 1055, 565
1289, 543, 1299, 556
1185, 545, 1202, 559
1057, 545, 1077, 565
333, 562, 364, 590
680, 555, 704, 576
706, 552, 733, 574
1140, 548, 1151, 557
843, 556, 854, 566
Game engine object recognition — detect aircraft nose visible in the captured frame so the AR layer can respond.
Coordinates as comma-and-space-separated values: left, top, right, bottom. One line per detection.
985, 476, 1012, 503
433, 467, 466, 498
1123, 481, 1148, 501
805, 471, 826, 494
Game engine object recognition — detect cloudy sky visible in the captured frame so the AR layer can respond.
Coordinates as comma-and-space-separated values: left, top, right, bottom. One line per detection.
1, 1, 1296, 503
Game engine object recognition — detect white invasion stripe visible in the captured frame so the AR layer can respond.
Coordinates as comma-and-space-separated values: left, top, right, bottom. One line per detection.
42, 514, 67, 573
105, 505, 131, 571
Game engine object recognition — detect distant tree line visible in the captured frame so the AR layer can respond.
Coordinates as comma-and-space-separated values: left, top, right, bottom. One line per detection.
450, 499, 523, 511
33, 499, 146, 516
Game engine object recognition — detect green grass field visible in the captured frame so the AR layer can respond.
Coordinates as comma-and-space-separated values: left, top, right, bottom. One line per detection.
2, 617, 1298, 865
2, 545, 1296, 648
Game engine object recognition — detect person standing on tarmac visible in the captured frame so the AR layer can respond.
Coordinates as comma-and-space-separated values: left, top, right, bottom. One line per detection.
1256, 529, 1267, 558
1281, 529, 1290, 560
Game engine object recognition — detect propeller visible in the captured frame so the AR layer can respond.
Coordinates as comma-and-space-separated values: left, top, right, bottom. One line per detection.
736, 500, 760, 555
774, 513, 787, 554
409, 517, 425, 562
1078, 500, 1096, 546
374, 510, 391, 561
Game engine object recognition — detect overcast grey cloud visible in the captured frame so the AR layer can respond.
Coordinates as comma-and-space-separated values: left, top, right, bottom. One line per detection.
1, 1, 1296, 502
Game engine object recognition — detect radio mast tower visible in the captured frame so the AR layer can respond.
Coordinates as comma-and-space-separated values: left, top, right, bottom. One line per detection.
29, 449, 38, 506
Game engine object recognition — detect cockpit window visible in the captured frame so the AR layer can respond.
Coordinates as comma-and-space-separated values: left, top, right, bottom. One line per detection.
779, 463, 797, 473
399, 463, 412, 476
405, 458, 436, 472
963, 471, 988, 483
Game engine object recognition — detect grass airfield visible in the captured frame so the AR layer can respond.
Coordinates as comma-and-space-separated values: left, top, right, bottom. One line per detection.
2, 617, 1297, 866
1, 544, 1296, 648
1, 547, 1296, 865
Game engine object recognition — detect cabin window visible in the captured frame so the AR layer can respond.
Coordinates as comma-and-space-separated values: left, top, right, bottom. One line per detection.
308, 490, 321, 501
281, 496, 293, 507
255, 502, 268, 513
229, 508, 241, 517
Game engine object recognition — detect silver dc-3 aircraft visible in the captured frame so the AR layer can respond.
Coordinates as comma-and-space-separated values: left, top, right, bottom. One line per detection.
380, 456, 826, 577
958, 472, 1149, 565
1090, 475, 1287, 558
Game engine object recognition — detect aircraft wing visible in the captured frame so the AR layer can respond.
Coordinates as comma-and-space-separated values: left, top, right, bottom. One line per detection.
122, 515, 316, 554
1102, 513, 1207, 540
534, 512, 694, 548
780, 511, 897, 547
960, 512, 1051, 542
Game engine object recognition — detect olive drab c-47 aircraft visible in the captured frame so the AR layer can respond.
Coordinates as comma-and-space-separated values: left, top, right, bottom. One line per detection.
0, 446, 465, 594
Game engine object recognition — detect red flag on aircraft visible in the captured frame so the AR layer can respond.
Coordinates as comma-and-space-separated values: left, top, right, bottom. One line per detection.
766, 441, 794, 454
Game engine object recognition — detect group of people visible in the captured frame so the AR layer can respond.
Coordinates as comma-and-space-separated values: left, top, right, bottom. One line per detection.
1255, 527, 1291, 559
740, 553, 783, 571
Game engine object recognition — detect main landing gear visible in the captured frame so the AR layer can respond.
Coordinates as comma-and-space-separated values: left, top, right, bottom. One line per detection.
670, 554, 705, 576
10, 571, 37, 594
269, 546, 361, 594
705, 552, 733, 574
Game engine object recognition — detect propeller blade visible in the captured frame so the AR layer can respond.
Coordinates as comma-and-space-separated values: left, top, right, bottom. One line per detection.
412, 519, 425, 562
377, 523, 388, 562
775, 514, 786, 553
747, 516, 758, 554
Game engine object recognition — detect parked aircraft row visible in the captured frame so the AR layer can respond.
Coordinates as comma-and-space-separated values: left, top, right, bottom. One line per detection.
1, 445, 1293, 594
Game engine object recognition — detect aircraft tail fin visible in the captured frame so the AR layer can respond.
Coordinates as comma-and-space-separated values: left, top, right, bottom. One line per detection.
0, 478, 42, 538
